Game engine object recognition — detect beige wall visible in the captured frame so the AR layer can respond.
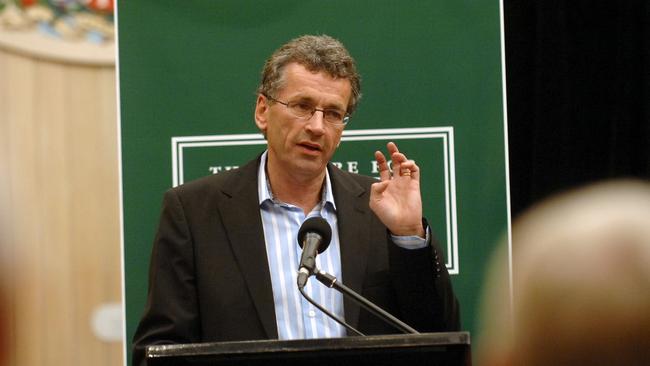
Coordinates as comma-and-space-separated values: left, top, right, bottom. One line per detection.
0, 38, 123, 365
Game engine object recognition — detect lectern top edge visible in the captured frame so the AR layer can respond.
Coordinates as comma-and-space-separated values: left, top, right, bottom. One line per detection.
147, 331, 470, 359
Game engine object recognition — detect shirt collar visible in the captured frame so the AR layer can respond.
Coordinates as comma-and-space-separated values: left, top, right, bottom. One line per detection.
257, 150, 336, 210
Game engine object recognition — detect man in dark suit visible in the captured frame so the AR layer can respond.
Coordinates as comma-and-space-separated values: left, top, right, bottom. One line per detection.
133, 34, 459, 366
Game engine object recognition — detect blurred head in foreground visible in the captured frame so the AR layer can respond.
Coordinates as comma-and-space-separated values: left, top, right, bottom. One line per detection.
479, 180, 650, 366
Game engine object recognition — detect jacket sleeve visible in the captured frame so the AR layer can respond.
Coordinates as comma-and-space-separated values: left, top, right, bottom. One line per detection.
132, 188, 201, 366
387, 223, 461, 332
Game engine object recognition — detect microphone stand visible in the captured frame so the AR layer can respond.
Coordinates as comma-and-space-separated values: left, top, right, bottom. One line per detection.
314, 269, 419, 335
297, 286, 365, 337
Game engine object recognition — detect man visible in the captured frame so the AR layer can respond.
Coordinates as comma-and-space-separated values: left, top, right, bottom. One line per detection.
133, 34, 459, 365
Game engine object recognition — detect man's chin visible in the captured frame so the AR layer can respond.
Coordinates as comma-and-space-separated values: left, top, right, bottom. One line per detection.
291, 158, 328, 177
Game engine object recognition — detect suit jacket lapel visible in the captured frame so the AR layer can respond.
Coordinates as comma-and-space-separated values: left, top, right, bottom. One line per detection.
214, 160, 371, 338
217, 157, 278, 339
329, 165, 371, 330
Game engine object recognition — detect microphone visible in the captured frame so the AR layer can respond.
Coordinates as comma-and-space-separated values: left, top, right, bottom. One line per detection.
294, 216, 416, 335
297, 217, 332, 289
295, 218, 364, 336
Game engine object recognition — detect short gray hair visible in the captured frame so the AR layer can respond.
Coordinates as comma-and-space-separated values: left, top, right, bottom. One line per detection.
257, 34, 362, 115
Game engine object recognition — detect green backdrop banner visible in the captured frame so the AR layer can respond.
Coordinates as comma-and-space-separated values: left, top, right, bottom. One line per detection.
118, 1, 509, 364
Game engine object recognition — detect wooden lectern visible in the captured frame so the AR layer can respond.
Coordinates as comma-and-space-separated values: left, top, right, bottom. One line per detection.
146, 331, 471, 366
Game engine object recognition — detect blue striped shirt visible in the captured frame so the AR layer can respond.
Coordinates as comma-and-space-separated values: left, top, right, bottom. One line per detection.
257, 151, 428, 340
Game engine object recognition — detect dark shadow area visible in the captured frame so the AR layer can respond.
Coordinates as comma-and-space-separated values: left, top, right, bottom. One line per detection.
504, 1, 650, 217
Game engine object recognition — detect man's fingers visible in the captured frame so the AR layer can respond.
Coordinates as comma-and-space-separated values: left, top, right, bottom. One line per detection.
374, 150, 391, 181
388, 142, 409, 172
398, 160, 420, 180
387, 142, 399, 156
378, 142, 419, 180
370, 180, 390, 197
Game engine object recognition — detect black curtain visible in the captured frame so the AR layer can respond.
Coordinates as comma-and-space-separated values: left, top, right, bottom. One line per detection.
504, 1, 650, 217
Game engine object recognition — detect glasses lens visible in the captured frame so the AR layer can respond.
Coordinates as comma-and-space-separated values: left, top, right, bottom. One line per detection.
323, 110, 344, 124
287, 101, 313, 118
285, 100, 348, 125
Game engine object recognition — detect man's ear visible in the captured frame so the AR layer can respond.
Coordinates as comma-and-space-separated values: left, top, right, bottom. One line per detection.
254, 94, 269, 134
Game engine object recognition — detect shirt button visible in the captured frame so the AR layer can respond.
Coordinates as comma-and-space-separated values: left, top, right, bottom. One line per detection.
308, 310, 316, 318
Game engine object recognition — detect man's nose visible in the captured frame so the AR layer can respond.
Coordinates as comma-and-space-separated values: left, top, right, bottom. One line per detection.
305, 110, 326, 134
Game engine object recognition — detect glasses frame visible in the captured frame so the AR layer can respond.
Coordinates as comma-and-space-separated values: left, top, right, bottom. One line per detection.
263, 94, 350, 126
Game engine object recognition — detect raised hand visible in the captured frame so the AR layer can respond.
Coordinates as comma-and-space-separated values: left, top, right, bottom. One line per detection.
369, 142, 425, 238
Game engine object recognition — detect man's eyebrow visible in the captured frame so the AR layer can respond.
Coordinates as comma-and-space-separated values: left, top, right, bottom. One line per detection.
325, 102, 347, 111
292, 95, 315, 103
292, 95, 346, 111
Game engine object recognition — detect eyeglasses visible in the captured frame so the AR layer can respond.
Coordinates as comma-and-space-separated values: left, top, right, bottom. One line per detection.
264, 94, 349, 126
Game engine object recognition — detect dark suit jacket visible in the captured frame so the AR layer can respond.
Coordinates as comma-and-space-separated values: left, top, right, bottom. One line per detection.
132, 157, 459, 365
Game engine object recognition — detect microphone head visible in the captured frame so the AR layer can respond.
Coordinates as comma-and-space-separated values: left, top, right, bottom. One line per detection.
297, 217, 332, 253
